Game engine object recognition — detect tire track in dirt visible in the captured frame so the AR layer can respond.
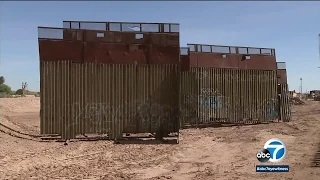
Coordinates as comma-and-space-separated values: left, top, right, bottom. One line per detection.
0, 123, 41, 138
2, 114, 39, 135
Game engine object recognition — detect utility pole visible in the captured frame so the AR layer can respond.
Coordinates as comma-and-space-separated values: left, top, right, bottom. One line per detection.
300, 78, 303, 94
319, 33, 320, 67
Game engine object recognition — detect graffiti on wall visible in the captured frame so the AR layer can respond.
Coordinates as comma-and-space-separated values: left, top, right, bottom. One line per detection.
57, 92, 280, 135
63, 97, 177, 134
263, 98, 279, 120
266, 107, 278, 119
180, 92, 280, 124
69, 102, 119, 133
199, 95, 223, 109
200, 88, 221, 95
135, 98, 176, 130
199, 88, 224, 109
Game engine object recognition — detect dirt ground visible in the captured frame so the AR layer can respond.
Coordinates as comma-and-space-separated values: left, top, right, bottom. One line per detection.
0, 97, 319, 180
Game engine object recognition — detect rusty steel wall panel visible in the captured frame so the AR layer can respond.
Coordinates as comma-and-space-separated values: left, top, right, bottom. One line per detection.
277, 69, 288, 84
179, 69, 199, 126
180, 68, 279, 127
82, 31, 179, 46
36, 25, 179, 46
128, 65, 179, 134
276, 62, 288, 84
40, 61, 63, 135
40, 61, 179, 140
40, 61, 73, 137
39, 27, 180, 65
82, 31, 179, 45
180, 47, 190, 72
39, 26, 179, 46
38, 40, 83, 62
238, 55, 277, 70
63, 29, 83, 41
83, 42, 147, 64
84, 31, 150, 44
190, 53, 239, 68
39, 39, 179, 65
187, 44, 277, 70
148, 65, 179, 134
189, 52, 277, 70
278, 84, 291, 122
180, 55, 190, 71
189, 53, 198, 67
149, 45, 180, 65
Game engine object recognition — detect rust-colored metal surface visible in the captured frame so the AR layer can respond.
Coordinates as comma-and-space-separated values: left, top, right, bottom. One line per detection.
38, 26, 180, 65
277, 69, 287, 84
180, 47, 190, 72
187, 44, 277, 70
239, 55, 277, 70
80, 31, 179, 46
38, 40, 83, 62
83, 42, 147, 64
38, 20, 292, 141
189, 53, 198, 67
180, 55, 190, 71
180, 68, 280, 127
40, 61, 179, 140
278, 84, 291, 122
149, 45, 180, 64
191, 53, 239, 69
180, 47, 190, 71
276, 62, 288, 84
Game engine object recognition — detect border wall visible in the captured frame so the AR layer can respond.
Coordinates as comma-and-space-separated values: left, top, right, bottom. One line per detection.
40, 61, 179, 140
180, 67, 279, 127
38, 20, 291, 142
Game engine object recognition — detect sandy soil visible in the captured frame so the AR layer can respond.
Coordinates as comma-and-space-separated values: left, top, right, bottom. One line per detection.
0, 97, 319, 180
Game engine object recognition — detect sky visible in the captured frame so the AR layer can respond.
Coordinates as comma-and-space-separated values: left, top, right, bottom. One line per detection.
0, 1, 320, 92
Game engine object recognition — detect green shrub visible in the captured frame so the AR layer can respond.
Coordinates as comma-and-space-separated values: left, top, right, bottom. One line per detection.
0, 84, 12, 94
16, 89, 24, 95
